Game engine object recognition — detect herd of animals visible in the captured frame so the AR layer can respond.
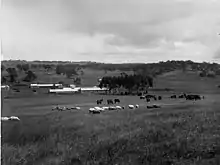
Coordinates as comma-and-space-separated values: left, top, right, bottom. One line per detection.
50, 93, 205, 114
1, 92, 205, 122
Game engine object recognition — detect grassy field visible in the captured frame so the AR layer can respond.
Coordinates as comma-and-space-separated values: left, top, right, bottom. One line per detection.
1, 70, 220, 165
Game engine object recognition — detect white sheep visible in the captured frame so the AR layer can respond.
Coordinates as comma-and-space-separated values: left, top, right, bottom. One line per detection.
1, 116, 20, 121
94, 106, 104, 111
115, 106, 122, 110
89, 108, 100, 113
135, 104, 139, 108
109, 106, 117, 110
9, 116, 20, 121
1, 117, 9, 121
128, 105, 135, 109
102, 106, 109, 110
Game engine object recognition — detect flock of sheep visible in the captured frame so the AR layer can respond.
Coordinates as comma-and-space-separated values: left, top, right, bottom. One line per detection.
89, 104, 140, 113
2, 93, 204, 122
1, 116, 20, 121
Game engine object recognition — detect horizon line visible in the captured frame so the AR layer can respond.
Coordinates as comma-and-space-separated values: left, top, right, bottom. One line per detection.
1, 59, 220, 65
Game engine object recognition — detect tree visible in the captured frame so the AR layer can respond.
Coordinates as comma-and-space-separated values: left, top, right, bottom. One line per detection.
43, 64, 52, 71
23, 70, 37, 82
31, 64, 38, 69
74, 77, 81, 85
16, 64, 23, 71
6, 68, 18, 83
147, 76, 153, 87
1, 64, 5, 72
99, 74, 153, 94
56, 65, 63, 75
22, 64, 29, 71
1, 76, 7, 84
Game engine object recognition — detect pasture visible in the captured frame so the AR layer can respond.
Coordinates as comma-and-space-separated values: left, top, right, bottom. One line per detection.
1, 71, 220, 165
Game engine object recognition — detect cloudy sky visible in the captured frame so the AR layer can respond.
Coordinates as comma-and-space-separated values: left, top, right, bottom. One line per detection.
2, 0, 220, 63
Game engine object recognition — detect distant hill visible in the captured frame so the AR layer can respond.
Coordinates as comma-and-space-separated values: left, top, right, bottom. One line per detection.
1, 60, 220, 86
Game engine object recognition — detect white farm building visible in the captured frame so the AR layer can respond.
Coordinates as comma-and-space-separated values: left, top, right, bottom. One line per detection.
30, 83, 63, 89
48, 86, 108, 94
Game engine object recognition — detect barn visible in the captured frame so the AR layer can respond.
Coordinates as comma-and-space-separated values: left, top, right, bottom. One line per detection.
80, 86, 109, 93
30, 83, 63, 89
48, 87, 81, 94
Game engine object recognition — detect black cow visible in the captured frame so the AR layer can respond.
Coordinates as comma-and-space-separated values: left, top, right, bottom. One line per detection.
179, 93, 187, 98
107, 99, 114, 104
185, 94, 201, 101
137, 92, 143, 96
158, 96, 162, 100
170, 95, 177, 99
145, 95, 156, 99
146, 98, 150, 102
147, 105, 161, 109
178, 95, 184, 98
89, 110, 101, 114
97, 99, 103, 105
114, 99, 120, 104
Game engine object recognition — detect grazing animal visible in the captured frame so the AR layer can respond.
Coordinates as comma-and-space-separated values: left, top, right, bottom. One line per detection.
178, 95, 185, 98
89, 108, 100, 114
114, 99, 120, 104
185, 94, 201, 101
140, 96, 145, 99
94, 106, 104, 111
135, 104, 139, 108
170, 95, 177, 99
147, 104, 161, 109
137, 92, 142, 96
145, 94, 156, 99
107, 99, 114, 105
128, 105, 135, 109
115, 106, 122, 110
146, 98, 150, 102
9, 116, 20, 121
109, 106, 117, 110
70, 106, 81, 110
96, 99, 103, 105
52, 105, 64, 111
158, 96, 162, 100
102, 107, 109, 110
122, 106, 125, 109
1, 116, 20, 121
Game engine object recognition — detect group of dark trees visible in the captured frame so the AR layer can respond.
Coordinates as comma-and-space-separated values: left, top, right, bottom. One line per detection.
99, 74, 153, 94
56, 64, 80, 78
1, 63, 37, 84
2, 60, 220, 85
16, 64, 30, 72
6, 68, 18, 83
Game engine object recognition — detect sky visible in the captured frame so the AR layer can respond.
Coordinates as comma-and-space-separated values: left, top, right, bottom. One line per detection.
2, 0, 220, 63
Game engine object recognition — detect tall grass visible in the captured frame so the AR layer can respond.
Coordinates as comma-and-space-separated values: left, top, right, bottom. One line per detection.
2, 107, 220, 165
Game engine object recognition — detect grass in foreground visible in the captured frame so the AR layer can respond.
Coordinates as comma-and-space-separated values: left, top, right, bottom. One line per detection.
1, 104, 220, 165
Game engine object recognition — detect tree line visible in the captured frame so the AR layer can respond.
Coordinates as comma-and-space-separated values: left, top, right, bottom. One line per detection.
1, 64, 37, 84
98, 74, 153, 94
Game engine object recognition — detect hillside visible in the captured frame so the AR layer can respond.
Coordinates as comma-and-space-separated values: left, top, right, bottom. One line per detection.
1, 60, 220, 87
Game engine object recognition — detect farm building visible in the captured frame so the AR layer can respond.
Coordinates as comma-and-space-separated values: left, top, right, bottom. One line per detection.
48, 86, 109, 94
80, 86, 109, 93
30, 83, 63, 89
48, 87, 81, 94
